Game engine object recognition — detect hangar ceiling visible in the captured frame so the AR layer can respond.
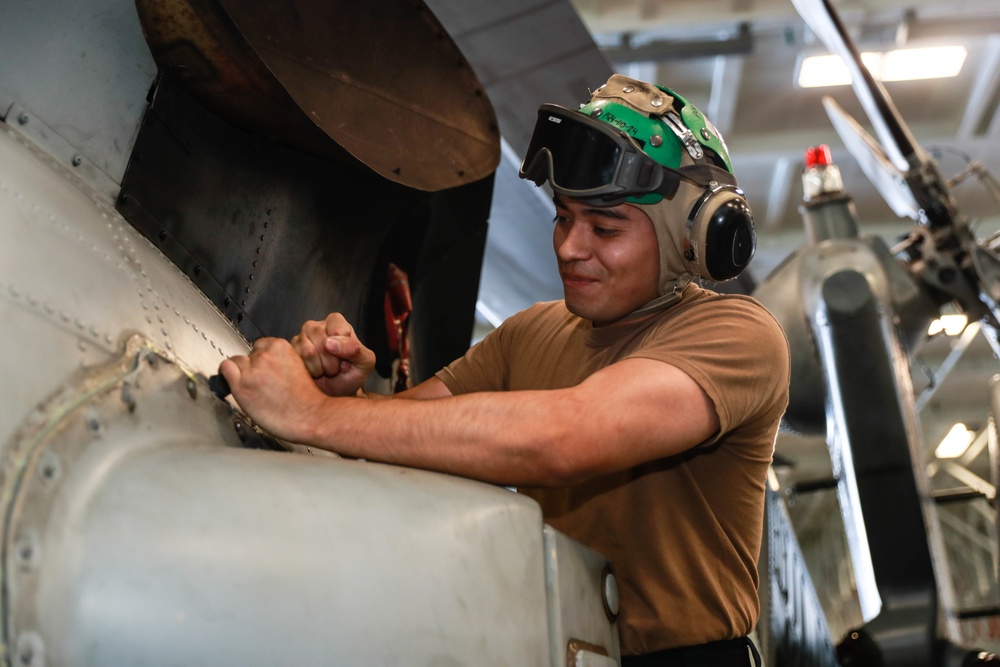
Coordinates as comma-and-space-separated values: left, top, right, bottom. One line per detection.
572, 0, 1000, 280
434, 0, 1000, 320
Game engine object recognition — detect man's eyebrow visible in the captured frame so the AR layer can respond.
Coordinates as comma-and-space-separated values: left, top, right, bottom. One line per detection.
587, 205, 629, 220
552, 195, 630, 221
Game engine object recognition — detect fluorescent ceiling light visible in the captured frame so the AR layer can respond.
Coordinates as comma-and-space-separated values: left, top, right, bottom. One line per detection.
935, 423, 975, 459
927, 313, 968, 336
881, 46, 966, 81
798, 52, 879, 87
797, 46, 967, 88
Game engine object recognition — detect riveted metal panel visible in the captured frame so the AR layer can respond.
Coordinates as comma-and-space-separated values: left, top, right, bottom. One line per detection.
0, 0, 157, 191
3, 341, 552, 666
0, 124, 252, 452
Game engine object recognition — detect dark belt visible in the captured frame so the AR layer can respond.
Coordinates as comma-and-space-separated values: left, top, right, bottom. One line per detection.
621, 636, 761, 667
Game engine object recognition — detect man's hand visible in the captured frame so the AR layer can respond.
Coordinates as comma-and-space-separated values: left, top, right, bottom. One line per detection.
290, 313, 376, 397
219, 337, 330, 443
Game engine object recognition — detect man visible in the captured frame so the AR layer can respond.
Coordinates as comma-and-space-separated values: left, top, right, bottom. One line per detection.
220, 74, 790, 666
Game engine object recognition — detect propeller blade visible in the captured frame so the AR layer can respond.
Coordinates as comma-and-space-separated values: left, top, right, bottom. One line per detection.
790, 0, 923, 173
822, 96, 919, 220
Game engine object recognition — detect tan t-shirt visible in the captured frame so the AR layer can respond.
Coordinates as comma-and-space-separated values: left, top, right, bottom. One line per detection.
436, 284, 790, 655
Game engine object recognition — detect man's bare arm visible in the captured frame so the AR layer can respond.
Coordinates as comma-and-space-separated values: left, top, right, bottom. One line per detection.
362, 376, 453, 400
220, 339, 717, 487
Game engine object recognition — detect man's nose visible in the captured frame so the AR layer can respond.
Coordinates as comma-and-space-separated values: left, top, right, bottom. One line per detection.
555, 222, 590, 261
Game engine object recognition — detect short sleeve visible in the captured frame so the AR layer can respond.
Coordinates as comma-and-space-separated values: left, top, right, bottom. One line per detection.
627, 296, 790, 436
435, 311, 516, 394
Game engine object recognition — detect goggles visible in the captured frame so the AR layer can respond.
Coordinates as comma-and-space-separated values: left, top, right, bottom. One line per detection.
519, 104, 735, 206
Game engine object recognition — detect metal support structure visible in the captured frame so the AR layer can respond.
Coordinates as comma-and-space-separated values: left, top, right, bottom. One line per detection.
815, 268, 939, 666
916, 322, 983, 413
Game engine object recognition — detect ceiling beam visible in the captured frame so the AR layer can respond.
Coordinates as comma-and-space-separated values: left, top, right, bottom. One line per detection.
707, 54, 744, 136
957, 36, 1000, 140
603, 22, 752, 63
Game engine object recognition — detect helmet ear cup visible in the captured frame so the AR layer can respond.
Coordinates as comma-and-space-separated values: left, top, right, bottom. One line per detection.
683, 185, 756, 282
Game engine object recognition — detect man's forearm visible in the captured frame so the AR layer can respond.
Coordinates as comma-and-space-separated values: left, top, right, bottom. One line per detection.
297, 358, 718, 488
357, 375, 453, 401
299, 389, 579, 487
226, 342, 717, 488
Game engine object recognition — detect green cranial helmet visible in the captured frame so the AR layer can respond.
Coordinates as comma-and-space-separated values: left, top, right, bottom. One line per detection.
579, 74, 734, 205
519, 73, 756, 294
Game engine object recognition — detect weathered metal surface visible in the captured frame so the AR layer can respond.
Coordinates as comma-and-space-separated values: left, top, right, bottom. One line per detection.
134, 0, 500, 191
0, 123, 250, 453
2, 337, 558, 666
118, 72, 490, 380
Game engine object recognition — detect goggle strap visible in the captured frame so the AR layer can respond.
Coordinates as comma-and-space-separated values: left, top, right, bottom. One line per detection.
589, 163, 737, 206
635, 159, 662, 192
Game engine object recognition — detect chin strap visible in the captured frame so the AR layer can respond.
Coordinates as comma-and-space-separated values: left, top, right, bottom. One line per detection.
622, 275, 692, 321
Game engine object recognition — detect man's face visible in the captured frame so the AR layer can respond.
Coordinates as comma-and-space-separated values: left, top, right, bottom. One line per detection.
552, 195, 660, 326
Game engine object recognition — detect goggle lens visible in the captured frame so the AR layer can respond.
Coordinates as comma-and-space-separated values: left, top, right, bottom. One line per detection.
522, 108, 623, 191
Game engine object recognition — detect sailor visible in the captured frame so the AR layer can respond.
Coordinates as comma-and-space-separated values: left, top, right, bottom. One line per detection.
221, 73, 790, 666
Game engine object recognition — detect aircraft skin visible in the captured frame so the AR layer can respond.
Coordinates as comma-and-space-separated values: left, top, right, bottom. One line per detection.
0, 2, 621, 665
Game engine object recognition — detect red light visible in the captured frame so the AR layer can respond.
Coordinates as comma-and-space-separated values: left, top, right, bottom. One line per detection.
804, 145, 833, 168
